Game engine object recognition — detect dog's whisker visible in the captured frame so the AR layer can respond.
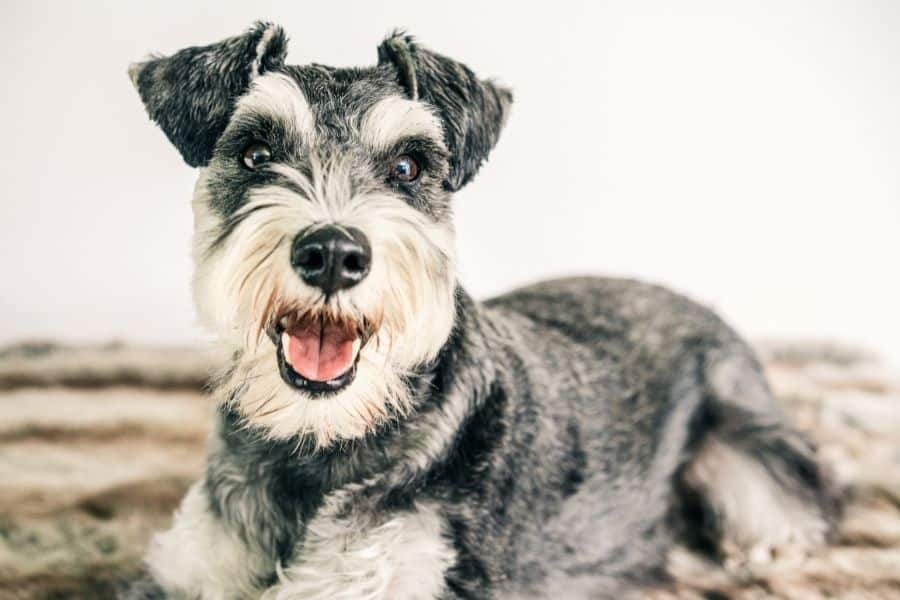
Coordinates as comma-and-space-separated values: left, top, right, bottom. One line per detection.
237, 235, 286, 298
251, 397, 285, 421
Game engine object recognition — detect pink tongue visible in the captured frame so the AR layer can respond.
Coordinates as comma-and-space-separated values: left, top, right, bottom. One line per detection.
286, 320, 357, 382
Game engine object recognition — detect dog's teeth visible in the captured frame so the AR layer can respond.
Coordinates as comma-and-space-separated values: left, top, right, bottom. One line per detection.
279, 316, 289, 329
352, 337, 361, 357
281, 331, 291, 357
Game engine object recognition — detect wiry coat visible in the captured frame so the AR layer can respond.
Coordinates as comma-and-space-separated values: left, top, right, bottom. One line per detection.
125, 23, 834, 600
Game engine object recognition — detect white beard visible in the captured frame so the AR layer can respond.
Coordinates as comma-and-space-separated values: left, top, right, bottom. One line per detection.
191, 159, 457, 446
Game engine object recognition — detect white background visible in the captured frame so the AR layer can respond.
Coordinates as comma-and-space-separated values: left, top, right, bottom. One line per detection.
2, 1, 898, 365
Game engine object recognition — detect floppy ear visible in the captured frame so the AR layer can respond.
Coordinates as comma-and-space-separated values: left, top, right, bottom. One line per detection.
378, 33, 512, 191
129, 22, 288, 167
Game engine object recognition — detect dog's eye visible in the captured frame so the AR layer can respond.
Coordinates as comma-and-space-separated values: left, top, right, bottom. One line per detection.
241, 142, 272, 170
389, 155, 420, 183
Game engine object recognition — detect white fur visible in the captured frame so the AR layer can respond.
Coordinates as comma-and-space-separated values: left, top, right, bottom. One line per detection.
145, 482, 270, 598
358, 96, 445, 151
231, 72, 316, 145
250, 25, 280, 78
147, 484, 454, 600
262, 498, 455, 600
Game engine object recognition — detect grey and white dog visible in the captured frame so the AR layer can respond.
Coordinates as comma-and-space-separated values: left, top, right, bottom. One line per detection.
125, 22, 835, 599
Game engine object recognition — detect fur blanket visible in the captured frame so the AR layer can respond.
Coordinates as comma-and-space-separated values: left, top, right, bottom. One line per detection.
1, 341, 898, 599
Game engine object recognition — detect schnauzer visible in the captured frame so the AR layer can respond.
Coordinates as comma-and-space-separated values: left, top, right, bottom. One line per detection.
125, 22, 835, 599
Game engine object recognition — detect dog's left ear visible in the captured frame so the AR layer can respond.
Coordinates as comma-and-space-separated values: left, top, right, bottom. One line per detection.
129, 22, 288, 167
378, 34, 512, 191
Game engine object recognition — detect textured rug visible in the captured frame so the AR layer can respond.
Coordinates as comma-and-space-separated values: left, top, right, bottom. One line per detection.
0, 341, 898, 599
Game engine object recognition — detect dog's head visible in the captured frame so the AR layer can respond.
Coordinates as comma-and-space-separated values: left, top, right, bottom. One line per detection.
130, 22, 511, 445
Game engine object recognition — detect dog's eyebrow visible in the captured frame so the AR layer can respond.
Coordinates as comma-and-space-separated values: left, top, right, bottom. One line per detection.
358, 96, 445, 152
230, 72, 316, 143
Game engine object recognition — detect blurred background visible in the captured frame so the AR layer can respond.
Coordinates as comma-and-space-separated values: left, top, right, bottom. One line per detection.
2, 0, 898, 362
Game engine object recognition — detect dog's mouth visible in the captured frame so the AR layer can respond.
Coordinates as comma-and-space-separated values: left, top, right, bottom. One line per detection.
269, 312, 371, 395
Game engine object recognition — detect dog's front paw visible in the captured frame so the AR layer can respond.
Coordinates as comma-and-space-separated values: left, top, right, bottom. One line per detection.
722, 523, 827, 571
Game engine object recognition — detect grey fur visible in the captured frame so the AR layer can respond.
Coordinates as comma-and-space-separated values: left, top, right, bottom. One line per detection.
125, 24, 834, 600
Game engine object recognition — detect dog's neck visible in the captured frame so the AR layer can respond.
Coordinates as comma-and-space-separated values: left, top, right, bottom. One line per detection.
204, 287, 500, 558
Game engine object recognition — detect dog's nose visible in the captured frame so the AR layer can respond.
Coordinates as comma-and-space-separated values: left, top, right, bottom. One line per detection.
290, 226, 371, 294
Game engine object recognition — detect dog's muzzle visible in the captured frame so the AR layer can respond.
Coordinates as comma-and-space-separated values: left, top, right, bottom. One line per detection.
267, 226, 374, 396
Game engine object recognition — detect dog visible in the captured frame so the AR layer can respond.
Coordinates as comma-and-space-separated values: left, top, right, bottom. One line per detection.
124, 22, 835, 599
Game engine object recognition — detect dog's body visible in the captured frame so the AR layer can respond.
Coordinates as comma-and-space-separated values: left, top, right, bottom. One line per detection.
126, 23, 833, 599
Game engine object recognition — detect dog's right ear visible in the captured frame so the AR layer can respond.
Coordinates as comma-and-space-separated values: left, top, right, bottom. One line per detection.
129, 22, 288, 168
378, 33, 512, 191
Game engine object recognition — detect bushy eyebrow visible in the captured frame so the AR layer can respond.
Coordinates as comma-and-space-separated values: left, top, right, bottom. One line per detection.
228, 72, 316, 144
358, 96, 446, 152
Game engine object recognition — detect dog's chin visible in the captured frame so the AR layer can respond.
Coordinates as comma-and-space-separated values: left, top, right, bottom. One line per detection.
269, 311, 371, 396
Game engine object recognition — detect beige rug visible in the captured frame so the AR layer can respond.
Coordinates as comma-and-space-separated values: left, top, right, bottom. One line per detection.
0, 341, 898, 599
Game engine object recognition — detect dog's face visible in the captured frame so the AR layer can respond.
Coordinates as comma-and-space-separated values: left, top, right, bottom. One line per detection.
131, 23, 510, 445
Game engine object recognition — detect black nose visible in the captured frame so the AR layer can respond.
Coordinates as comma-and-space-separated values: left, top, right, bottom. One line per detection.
290, 226, 371, 295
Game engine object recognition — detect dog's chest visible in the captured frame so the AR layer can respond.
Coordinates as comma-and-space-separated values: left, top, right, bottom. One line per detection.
265, 499, 456, 600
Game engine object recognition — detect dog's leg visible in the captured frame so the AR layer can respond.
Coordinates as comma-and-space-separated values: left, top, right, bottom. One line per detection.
679, 349, 836, 565
125, 481, 272, 599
